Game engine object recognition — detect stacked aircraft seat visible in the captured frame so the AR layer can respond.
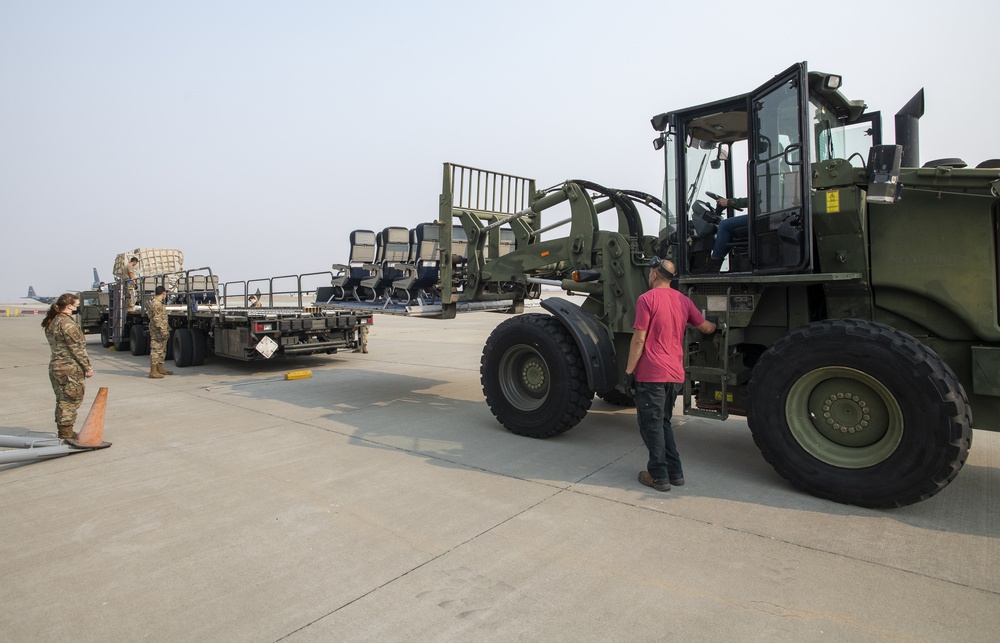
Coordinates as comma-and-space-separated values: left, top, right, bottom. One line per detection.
358, 226, 410, 302
391, 222, 441, 304
328, 230, 377, 301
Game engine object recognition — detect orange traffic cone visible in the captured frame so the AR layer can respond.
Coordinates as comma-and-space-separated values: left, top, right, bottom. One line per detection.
68, 387, 112, 449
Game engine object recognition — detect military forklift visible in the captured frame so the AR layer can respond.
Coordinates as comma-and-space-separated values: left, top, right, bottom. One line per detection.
446, 61, 1000, 508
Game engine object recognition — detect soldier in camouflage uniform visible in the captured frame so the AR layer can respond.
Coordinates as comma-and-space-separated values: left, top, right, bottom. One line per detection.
148, 285, 172, 378
42, 293, 94, 440
123, 256, 139, 310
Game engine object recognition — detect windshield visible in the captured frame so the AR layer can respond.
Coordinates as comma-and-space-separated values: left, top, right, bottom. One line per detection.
661, 135, 678, 235
811, 98, 877, 167
684, 137, 730, 212
663, 134, 731, 240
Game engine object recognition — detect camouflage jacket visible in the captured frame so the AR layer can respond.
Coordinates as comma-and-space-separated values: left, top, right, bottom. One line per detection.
45, 313, 91, 371
148, 297, 169, 336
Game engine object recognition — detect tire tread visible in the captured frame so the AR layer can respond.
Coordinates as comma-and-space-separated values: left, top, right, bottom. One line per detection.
747, 319, 971, 508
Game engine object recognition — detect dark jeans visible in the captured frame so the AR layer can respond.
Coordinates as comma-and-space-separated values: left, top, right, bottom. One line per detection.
711, 214, 748, 260
635, 382, 682, 481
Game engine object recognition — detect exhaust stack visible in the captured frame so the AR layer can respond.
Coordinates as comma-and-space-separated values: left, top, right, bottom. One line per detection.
895, 89, 925, 168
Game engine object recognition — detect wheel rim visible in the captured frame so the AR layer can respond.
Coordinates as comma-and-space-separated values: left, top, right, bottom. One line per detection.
498, 345, 550, 411
785, 366, 904, 468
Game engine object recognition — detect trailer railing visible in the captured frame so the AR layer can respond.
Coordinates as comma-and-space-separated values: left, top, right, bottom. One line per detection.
222, 271, 334, 309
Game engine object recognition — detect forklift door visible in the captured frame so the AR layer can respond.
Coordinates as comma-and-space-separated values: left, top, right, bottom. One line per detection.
748, 63, 812, 273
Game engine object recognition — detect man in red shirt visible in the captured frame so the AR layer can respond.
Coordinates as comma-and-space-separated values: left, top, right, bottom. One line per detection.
624, 257, 716, 492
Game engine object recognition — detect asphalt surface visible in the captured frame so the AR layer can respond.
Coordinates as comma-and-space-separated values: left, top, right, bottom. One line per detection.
1, 307, 998, 641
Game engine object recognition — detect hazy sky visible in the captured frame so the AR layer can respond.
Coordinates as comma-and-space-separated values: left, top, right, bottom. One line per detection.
1, 0, 997, 302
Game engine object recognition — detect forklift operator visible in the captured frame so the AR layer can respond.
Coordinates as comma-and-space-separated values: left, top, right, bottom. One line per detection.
695, 196, 749, 273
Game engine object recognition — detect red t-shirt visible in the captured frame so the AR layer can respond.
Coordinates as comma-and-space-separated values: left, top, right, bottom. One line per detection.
633, 287, 705, 383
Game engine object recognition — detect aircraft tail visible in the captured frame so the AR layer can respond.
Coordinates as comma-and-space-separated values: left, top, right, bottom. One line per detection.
92, 268, 102, 290
27, 286, 36, 298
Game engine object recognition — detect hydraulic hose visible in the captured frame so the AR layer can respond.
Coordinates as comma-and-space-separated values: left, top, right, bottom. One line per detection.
570, 180, 641, 239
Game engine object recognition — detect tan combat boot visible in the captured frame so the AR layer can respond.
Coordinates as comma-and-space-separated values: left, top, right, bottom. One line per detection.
157, 363, 173, 376
57, 424, 76, 440
149, 365, 163, 379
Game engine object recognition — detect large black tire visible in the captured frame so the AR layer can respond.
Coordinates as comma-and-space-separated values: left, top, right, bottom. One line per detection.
597, 388, 636, 407
747, 319, 972, 508
114, 327, 130, 353
481, 314, 594, 438
172, 328, 194, 367
129, 324, 149, 356
100, 322, 112, 348
189, 328, 206, 366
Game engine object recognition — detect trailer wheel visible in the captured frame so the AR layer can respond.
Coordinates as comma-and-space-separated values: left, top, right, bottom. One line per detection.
747, 319, 971, 508
100, 322, 112, 348
173, 328, 194, 367
114, 327, 130, 353
481, 313, 593, 438
129, 324, 149, 356
189, 328, 206, 366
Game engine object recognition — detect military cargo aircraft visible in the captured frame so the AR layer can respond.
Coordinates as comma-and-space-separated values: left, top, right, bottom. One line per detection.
22, 269, 104, 304
21, 286, 58, 305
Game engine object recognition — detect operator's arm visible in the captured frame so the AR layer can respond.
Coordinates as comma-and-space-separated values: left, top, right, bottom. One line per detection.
695, 318, 717, 334
716, 196, 749, 209
625, 329, 647, 375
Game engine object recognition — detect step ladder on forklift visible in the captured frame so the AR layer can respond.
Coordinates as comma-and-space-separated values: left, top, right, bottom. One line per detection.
682, 286, 732, 421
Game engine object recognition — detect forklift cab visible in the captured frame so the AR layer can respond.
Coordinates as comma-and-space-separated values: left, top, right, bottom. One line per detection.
653, 62, 879, 276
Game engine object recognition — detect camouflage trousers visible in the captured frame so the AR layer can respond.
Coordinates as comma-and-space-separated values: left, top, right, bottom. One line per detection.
49, 364, 86, 427
150, 331, 169, 364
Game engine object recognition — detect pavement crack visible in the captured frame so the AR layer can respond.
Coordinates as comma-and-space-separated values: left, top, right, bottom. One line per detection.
277, 483, 566, 641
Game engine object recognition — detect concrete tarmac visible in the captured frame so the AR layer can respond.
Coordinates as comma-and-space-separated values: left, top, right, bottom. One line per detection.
1, 309, 998, 641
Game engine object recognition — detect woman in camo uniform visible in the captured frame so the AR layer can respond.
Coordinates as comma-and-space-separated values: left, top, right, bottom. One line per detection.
41, 293, 94, 441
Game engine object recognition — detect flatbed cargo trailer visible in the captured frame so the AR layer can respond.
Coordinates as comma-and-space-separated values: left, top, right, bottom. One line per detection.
93, 266, 371, 367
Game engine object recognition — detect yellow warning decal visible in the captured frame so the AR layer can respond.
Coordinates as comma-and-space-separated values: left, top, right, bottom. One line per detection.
825, 190, 840, 213
713, 391, 734, 402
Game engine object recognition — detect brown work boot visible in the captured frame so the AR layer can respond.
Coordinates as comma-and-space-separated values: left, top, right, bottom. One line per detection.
157, 363, 173, 375
57, 424, 75, 440
638, 470, 671, 492
148, 366, 163, 379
